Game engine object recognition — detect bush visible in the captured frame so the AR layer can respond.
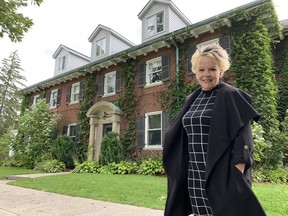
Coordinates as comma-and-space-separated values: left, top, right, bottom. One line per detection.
98, 161, 138, 174
34, 160, 65, 173
51, 135, 76, 169
252, 167, 288, 184
137, 158, 164, 176
0, 129, 15, 164
99, 132, 124, 165
72, 161, 100, 173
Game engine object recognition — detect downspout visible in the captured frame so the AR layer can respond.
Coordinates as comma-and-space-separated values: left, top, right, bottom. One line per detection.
170, 36, 179, 104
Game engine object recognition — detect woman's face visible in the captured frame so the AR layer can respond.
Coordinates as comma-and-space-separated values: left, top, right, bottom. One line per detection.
195, 56, 223, 91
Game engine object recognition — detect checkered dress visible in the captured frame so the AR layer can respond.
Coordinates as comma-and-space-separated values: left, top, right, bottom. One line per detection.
182, 87, 219, 216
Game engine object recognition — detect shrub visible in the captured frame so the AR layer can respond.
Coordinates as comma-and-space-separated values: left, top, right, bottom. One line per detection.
252, 122, 268, 168
98, 161, 138, 175
51, 135, 76, 169
99, 132, 124, 165
34, 160, 65, 173
252, 167, 288, 184
137, 158, 164, 176
72, 161, 100, 173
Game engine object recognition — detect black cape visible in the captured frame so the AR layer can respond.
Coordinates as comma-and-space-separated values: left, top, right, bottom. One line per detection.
163, 82, 266, 216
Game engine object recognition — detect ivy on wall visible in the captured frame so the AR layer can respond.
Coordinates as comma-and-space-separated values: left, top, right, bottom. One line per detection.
231, 19, 282, 167
77, 73, 97, 162
117, 59, 137, 159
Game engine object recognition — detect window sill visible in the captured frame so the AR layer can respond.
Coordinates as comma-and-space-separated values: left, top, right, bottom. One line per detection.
144, 146, 163, 150
102, 92, 116, 98
145, 82, 163, 88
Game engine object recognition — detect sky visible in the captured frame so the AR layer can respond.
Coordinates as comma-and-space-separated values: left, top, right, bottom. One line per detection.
0, 0, 287, 87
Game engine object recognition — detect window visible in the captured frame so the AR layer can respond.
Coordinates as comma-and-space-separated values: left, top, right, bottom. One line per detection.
50, 89, 58, 107
104, 71, 116, 95
57, 56, 66, 71
67, 124, 78, 143
96, 38, 106, 57
146, 57, 162, 85
147, 11, 164, 36
71, 82, 80, 102
197, 38, 219, 48
145, 112, 162, 147
32, 95, 40, 106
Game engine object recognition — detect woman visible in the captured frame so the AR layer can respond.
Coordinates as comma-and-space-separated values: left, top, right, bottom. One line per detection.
163, 44, 266, 216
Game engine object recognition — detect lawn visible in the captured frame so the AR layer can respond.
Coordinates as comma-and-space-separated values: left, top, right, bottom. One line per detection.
1, 168, 288, 215
0, 166, 39, 180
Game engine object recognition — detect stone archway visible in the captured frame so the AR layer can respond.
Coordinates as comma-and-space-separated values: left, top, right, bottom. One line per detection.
86, 101, 121, 161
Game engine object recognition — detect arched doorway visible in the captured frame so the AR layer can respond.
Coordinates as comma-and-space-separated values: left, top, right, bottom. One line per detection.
86, 101, 121, 161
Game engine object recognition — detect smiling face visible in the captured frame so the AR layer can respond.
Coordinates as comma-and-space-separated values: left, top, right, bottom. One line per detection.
195, 56, 223, 91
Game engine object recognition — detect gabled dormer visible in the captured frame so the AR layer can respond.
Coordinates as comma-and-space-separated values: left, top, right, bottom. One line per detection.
88, 24, 135, 62
138, 0, 191, 43
52, 44, 90, 76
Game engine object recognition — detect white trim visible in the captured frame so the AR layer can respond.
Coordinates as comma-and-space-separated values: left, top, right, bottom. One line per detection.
144, 111, 163, 149
196, 38, 219, 48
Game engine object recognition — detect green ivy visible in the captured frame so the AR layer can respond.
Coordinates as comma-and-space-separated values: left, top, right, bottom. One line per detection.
117, 59, 137, 159
77, 74, 97, 162
231, 19, 281, 167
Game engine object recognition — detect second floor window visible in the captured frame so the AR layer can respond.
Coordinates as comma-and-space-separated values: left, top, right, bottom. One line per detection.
96, 38, 106, 57
71, 82, 80, 102
147, 11, 164, 36
58, 56, 66, 71
146, 57, 162, 85
104, 71, 116, 95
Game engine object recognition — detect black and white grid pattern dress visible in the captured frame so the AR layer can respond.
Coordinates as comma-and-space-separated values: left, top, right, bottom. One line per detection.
182, 86, 219, 216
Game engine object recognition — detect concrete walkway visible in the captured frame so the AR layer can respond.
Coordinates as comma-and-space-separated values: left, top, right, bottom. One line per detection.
0, 173, 164, 216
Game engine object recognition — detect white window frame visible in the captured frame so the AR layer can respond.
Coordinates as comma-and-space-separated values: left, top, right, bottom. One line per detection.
96, 38, 106, 57
145, 111, 163, 149
50, 89, 58, 108
70, 82, 80, 103
197, 38, 219, 48
67, 123, 77, 142
32, 94, 40, 106
57, 56, 66, 72
104, 71, 116, 96
147, 11, 164, 37
146, 57, 162, 86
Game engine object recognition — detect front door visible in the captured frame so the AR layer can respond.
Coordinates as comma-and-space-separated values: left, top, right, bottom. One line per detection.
103, 123, 112, 136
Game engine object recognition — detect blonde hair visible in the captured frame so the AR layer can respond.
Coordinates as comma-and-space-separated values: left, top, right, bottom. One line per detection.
191, 44, 231, 74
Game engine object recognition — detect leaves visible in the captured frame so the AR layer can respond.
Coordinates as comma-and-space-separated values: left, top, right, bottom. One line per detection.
0, 0, 43, 42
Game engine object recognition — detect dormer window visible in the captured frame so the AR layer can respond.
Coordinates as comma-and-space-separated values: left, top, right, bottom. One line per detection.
57, 56, 66, 71
96, 38, 106, 57
147, 11, 164, 36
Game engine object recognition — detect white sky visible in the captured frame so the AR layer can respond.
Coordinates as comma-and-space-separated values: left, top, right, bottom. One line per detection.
0, 0, 287, 87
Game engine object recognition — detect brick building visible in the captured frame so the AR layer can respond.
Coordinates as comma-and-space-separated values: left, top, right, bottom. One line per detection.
20, 0, 288, 161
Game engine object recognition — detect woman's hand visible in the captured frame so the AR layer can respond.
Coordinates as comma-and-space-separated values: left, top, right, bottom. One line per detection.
235, 163, 245, 173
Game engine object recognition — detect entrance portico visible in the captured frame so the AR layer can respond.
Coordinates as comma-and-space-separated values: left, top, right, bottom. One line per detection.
86, 101, 121, 161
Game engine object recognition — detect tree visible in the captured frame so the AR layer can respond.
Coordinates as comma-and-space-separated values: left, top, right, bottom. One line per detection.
12, 99, 60, 168
0, 0, 43, 42
0, 50, 26, 137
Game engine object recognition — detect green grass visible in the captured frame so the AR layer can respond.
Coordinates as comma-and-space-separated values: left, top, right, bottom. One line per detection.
8, 173, 167, 210
0, 167, 39, 180
2, 169, 288, 215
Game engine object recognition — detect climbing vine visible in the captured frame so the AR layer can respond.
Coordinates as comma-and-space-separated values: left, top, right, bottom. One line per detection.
117, 59, 137, 159
77, 73, 97, 162
231, 19, 281, 167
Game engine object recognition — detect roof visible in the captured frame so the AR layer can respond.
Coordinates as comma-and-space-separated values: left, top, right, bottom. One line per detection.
88, 24, 135, 46
138, 0, 191, 25
52, 44, 90, 61
20, 0, 282, 95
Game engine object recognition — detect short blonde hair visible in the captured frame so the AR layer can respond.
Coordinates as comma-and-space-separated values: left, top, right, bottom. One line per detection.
191, 44, 231, 74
